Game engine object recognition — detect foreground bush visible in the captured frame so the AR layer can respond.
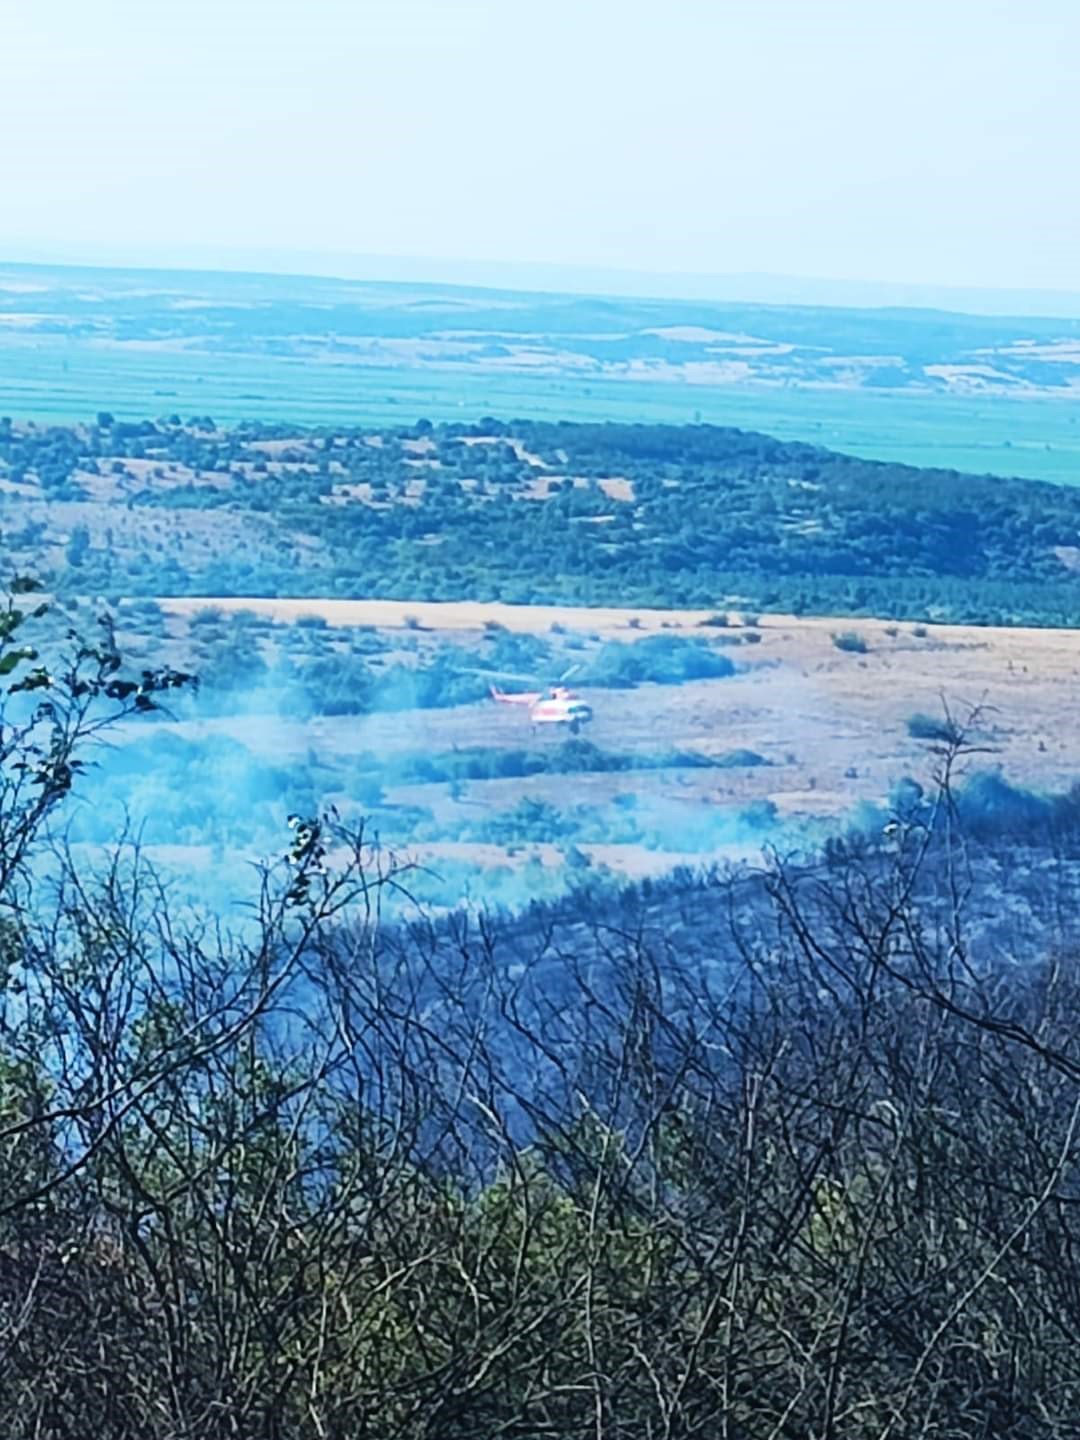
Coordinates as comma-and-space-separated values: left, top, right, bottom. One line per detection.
2, 595, 1080, 1436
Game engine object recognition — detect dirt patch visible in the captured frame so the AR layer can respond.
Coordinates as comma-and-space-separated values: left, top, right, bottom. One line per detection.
248, 439, 315, 457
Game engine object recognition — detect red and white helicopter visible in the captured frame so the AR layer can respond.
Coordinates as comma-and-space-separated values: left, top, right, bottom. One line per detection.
489, 666, 594, 733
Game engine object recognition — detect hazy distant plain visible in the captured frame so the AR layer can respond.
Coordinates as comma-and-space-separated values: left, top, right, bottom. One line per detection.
3, 262, 1080, 483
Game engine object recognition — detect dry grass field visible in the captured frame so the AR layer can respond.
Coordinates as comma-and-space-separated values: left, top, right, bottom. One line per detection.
156, 598, 1080, 882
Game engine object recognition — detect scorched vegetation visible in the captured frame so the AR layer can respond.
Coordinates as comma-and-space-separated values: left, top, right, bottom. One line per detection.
2, 588, 1080, 1436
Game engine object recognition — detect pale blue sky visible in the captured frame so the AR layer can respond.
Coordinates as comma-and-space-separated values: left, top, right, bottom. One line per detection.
5, 0, 1079, 296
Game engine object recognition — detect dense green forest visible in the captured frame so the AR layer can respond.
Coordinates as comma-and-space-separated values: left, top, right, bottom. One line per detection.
5, 413, 1080, 623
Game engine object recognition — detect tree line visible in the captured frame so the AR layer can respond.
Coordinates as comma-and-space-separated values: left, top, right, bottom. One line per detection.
6, 415, 1080, 624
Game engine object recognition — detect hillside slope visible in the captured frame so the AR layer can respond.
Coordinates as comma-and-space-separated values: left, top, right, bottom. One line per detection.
5, 414, 1080, 624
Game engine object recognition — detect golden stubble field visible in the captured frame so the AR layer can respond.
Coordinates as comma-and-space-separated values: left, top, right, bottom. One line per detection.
160, 597, 1080, 876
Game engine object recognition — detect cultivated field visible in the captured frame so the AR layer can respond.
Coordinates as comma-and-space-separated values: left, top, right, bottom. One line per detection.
7, 263, 1080, 482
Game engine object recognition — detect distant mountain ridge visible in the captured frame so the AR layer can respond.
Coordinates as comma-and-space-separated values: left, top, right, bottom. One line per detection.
2, 261, 1080, 397
8, 249, 1080, 319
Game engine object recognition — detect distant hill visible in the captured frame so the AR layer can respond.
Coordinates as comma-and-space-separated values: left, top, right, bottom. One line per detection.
3, 259, 1080, 395
6, 413, 1080, 626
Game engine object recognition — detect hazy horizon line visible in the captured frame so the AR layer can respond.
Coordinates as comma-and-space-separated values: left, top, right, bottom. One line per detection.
6, 244, 1080, 322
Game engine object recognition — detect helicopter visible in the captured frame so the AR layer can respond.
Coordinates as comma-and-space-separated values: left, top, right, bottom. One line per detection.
488, 665, 594, 733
